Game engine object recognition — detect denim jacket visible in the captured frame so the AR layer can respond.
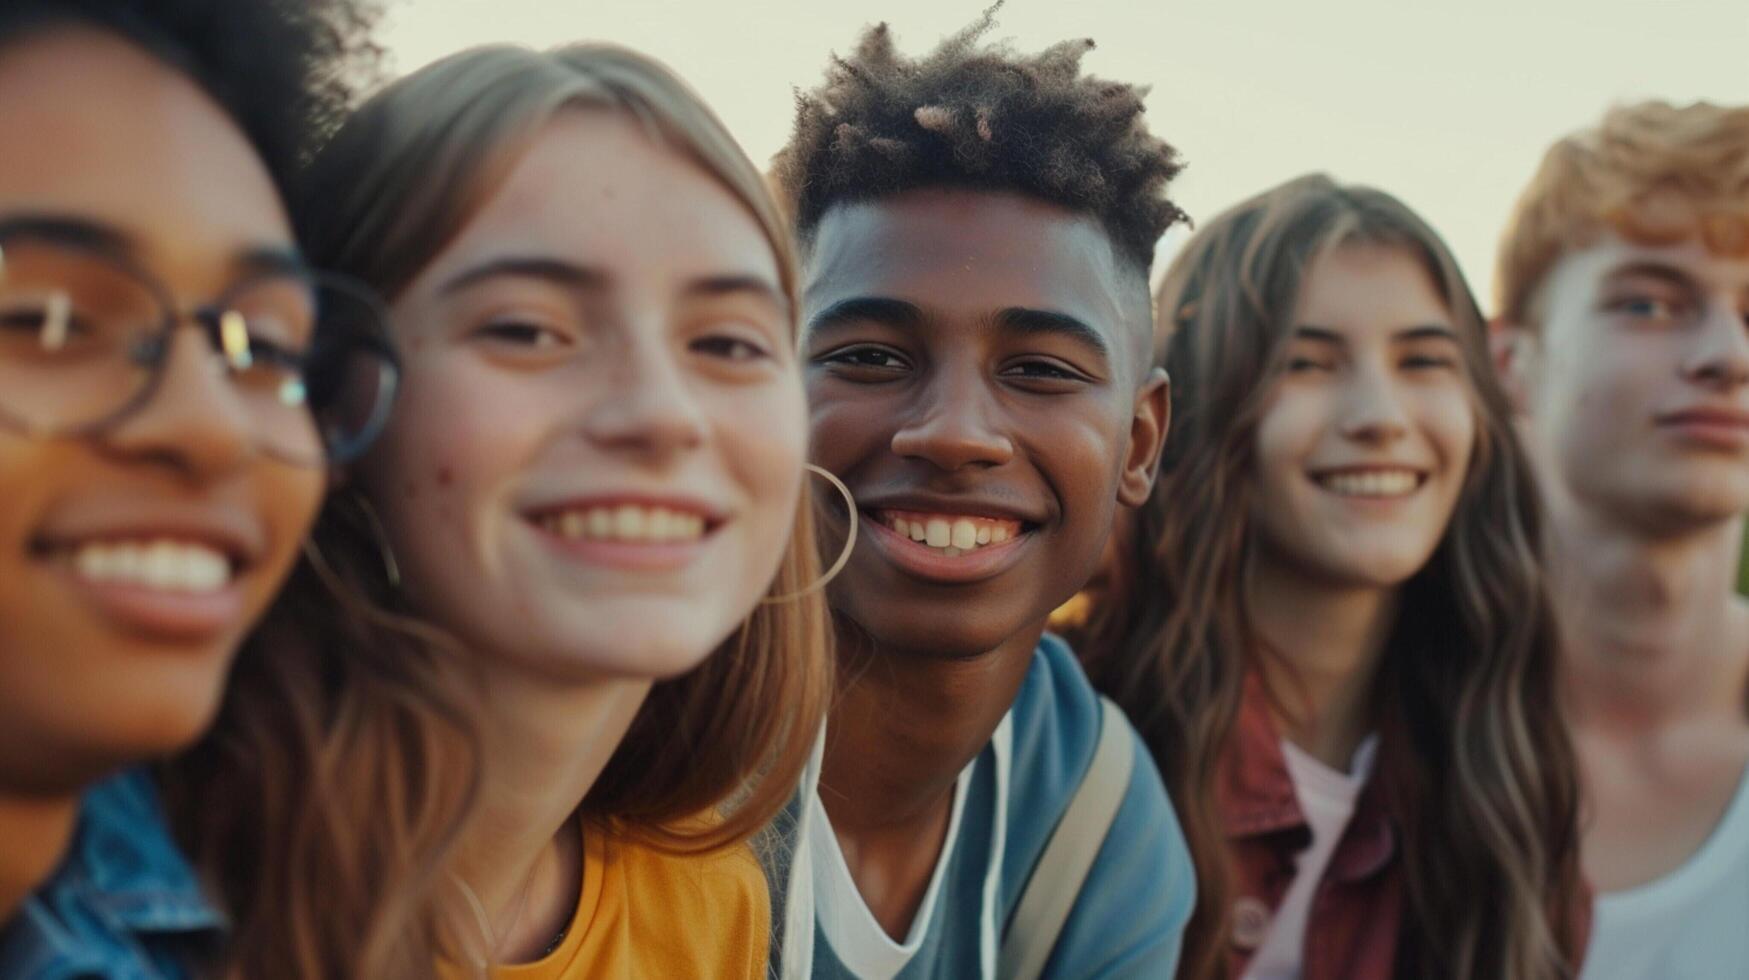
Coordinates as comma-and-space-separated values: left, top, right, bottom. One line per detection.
0, 770, 223, 979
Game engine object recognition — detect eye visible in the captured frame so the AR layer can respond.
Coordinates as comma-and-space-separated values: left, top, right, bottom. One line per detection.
1609, 293, 1689, 324
1285, 356, 1333, 373
999, 358, 1088, 384
1401, 353, 1458, 371
474, 320, 570, 350
692, 334, 772, 362
818, 344, 911, 371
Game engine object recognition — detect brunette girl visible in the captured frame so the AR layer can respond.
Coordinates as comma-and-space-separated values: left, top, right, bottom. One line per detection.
1074, 175, 1587, 979
291, 44, 834, 977
0, 0, 401, 975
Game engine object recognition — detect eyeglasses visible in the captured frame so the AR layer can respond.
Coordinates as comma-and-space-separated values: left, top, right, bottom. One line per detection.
0, 227, 399, 467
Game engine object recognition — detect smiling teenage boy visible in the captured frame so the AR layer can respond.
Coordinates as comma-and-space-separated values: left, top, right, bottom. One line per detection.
770, 13, 1194, 979
1495, 101, 1749, 979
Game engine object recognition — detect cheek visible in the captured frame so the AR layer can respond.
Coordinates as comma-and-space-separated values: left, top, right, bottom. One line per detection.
806, 391, 885, 473
360, 355, 551, 575
1252, 388, 1322, 496
1422, 389, 1478, 473
717, 381, 808, 546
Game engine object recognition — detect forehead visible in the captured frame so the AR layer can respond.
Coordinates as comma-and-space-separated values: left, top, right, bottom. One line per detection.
1295, 244, 1451, 333
1546, 233, 1749, 301
416, 110, 778, 294
803, 188, 1127, 336
0, 28, 290, 271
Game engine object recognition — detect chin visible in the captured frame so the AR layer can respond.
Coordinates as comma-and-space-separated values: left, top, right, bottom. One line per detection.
849, 616, 1017, 662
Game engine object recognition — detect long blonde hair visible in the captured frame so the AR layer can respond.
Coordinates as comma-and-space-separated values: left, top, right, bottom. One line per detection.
297, 44, 834, 855
1074, 174, 1584, 979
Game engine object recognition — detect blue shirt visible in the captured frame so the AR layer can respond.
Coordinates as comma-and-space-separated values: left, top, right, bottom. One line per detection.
798, 634, 1195, 979
0, 770, 223, 979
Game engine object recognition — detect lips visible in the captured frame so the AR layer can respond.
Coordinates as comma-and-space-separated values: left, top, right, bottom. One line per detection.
523, 495, 727, 572
1656, 405, 1749, 449
875, 509, 1023, 557
1306, 464, 1430, 500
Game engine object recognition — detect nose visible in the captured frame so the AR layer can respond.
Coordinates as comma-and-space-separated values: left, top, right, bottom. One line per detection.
1337, 365, 1410, 446
888, 365, 1015, 471
582, 333, 708, 464
1680, 301, 1749, 391
102, 327, 255, 481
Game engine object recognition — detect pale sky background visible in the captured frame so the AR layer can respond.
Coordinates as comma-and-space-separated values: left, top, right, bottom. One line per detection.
378, 0, 1749, 308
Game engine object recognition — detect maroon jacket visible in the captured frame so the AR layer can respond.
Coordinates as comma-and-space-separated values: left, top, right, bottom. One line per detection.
1215, 672, 1589, 979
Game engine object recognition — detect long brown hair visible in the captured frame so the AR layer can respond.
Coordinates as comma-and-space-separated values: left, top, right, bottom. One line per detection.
1073, 174, 1583, 979
295, 43, 834, 854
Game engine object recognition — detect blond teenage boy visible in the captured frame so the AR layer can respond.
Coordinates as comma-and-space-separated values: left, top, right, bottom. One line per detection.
1496, 101, 1749, 979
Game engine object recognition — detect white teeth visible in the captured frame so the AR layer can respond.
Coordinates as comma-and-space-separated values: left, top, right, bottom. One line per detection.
883, 512, 1023, 556
925, 519, 950, 548
542, 504, 709, 544
614, 505, 645, 539
951, 520, 977, 550
587, 508, 613, 539
1319, 470, 1420, 498
560, 512, 586, 539
71, 539, 231, 593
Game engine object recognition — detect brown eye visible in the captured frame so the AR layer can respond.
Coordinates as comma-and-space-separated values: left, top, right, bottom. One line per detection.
692, 335, 771, 361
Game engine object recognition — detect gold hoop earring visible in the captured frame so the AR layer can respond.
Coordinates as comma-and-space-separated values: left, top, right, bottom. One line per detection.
301, 489, 401, 591
762, 463, 858, 605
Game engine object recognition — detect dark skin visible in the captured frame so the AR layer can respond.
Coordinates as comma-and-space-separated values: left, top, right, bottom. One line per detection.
802, 188, 1169, 938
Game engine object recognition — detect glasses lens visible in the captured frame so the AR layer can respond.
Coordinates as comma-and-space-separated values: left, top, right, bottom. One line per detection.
302, 276, 399, 463
0, 238, 162, 433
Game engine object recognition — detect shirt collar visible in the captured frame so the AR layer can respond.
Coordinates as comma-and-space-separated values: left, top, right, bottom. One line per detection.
57, 769, 225, 933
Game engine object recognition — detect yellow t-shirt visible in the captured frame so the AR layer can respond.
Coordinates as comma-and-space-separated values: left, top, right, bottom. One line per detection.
491, 827, 770, 980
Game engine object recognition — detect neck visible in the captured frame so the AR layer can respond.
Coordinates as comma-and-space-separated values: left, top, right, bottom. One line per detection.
1552, 503, 1749, 731
817, 620, 1040, 939
1247, 558, 1399, 770
819, 622, 1039, 836
449, 659, 652, 964
0, 791, 79, 920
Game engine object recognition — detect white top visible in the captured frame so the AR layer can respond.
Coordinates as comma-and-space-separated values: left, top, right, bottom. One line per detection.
809, 715, 1014, 980
1245, 736, 1379, 980
1583, 764, 1749, 980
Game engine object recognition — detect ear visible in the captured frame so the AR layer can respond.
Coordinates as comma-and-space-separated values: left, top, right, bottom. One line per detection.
1489, 317, 1536, 416
1118, 366, 1171, 508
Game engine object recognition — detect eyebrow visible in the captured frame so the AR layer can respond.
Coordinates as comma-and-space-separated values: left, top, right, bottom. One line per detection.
683, 274, 788, 311
234, 245, 311, 280
437, 256, 609, 296
994, 306, 1112, 360
0, 213, 138, 259
806, 296, 925, 337
0, 212, 309, 281
1293, 324, 1459, 345
1604, 261, 1700, 291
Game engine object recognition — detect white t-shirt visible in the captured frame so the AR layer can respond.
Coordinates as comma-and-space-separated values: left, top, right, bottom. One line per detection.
1245, 736, 1379, 980
808, 715, 1013, 980
1583, 764, 1749, 980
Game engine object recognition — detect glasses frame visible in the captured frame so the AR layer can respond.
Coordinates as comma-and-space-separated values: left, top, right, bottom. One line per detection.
0, 230, 401, 466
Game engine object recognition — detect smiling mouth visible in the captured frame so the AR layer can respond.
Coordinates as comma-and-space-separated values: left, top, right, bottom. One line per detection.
1311, 468, 1427, 499
530, 503, 714, 545
872, 509, 1029, 557
33, 536, 242, 595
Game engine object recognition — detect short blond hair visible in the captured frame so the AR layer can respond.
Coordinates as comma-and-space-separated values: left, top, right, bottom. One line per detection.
1496, 100, 1749, 326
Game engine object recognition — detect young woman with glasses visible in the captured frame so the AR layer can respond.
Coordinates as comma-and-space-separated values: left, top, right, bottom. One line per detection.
0, 3, 418, 977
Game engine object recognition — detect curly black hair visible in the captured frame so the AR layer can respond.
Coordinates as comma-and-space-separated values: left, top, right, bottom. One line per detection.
0, 0, 381, 203
773, 4, 1187, 278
